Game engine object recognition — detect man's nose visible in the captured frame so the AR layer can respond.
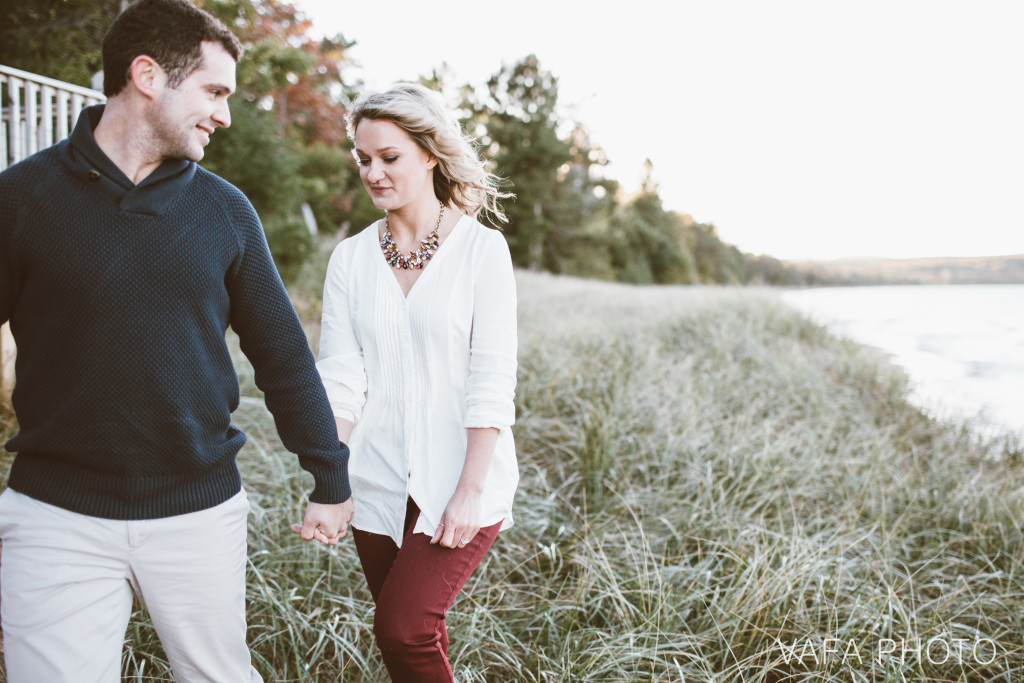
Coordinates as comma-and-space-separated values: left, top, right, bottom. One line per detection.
213, 100, 231, 128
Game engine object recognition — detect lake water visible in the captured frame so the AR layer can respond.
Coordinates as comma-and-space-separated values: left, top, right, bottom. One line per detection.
781, 285, 1024, 438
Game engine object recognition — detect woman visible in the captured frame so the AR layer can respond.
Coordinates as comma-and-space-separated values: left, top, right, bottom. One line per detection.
316, 83, 519, 682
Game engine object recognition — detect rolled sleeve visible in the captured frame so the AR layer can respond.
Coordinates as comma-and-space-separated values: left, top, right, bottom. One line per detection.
316, 356, 366, 423
464, 231, 518, 431
317, 241, 368, 422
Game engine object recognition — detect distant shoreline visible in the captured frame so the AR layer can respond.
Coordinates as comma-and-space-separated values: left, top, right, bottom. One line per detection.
782, 283, 1024, 437
788, 253, 1024, 286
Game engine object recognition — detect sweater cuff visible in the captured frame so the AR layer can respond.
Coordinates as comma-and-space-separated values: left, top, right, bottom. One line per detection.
302, 442, 352, 504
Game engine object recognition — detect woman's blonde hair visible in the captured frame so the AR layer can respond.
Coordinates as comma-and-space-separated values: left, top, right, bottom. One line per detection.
347, 83, 512, 225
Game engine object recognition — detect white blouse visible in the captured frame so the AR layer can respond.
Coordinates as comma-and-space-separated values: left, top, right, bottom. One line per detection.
317, 216, 519, 546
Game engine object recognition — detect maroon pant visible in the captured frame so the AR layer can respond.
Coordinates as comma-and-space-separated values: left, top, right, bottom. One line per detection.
352, 498, 501, 683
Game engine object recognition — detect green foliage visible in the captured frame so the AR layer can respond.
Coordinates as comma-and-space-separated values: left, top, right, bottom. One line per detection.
463, 55, 575, 268
295, 143, 355, 234
262, 215, 315, 285
691, 222, 748, 284
296, 144, 382, 238
198, 0, 360, 280
744, 253, 808, 286
608, 191, 698, 285
200, 101, 314, 282
0, 0, 117, 89
1, 0, 823, 287
542, 124, 621, 277
460, 56, 771, 285
203, 103, 303, 217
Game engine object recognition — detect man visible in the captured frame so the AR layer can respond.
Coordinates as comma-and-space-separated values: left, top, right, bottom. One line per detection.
0, 0, 353, 680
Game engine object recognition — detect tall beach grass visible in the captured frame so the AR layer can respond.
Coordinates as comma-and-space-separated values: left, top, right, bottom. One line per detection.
2, 266, 1023, 682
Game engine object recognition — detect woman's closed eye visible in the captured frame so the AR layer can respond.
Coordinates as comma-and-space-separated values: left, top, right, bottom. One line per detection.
357, 156, 399, 166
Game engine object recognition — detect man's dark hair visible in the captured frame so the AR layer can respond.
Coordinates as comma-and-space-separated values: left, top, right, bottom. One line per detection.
102, 0, 242, 97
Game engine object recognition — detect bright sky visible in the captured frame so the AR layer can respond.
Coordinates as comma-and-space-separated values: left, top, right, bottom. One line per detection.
293, 0, 1024, 260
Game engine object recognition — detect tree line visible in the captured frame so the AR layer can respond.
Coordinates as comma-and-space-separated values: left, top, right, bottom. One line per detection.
1, 0, 812, 286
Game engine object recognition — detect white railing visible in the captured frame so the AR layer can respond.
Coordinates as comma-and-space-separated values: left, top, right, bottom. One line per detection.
1, 64, 105, 171
1, 65, 104, 400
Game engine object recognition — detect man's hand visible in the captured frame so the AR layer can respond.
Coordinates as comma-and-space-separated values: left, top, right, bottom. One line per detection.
290, 499, 354, 545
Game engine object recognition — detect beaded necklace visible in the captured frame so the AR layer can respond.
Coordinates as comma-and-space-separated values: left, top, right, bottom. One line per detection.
380, 201, 445, 269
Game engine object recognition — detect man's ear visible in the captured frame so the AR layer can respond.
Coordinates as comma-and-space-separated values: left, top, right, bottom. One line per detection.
128, 55, 165, 99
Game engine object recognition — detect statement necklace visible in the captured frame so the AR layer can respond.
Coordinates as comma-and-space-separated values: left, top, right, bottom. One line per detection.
380, 201, 445, 270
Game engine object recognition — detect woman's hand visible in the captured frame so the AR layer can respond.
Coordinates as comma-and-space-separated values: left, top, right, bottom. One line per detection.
430, 487, 482, 549
432, 428, 497, 549
290, 498, 354, 545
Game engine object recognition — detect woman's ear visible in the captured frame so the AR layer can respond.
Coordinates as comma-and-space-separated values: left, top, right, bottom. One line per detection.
128, 54, 166, 99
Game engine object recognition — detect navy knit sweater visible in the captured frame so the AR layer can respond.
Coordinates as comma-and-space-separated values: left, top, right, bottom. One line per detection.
0, 105, 350, 519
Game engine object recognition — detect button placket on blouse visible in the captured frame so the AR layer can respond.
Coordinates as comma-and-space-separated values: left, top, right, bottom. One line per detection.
398, 298, 417, 482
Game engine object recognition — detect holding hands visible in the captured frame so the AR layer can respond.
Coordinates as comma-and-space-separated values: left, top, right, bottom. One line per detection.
290, 498, 355, 545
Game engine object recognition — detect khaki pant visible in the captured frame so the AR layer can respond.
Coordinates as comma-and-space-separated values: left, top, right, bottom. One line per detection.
0, 487, 263, 683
